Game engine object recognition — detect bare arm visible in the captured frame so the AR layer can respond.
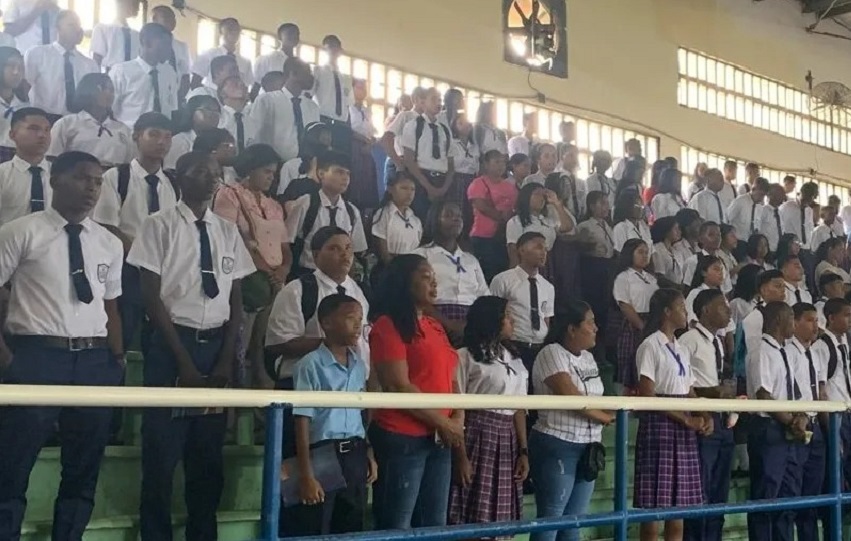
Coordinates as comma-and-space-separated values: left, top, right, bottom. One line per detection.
380, 132, 403, 167
4, 2, 51, 37
544, 372, 613, 424
618, 301, 645, 330
638, 375, 695, 427
471, 197, 503, 222
104, 298, 124, 359
375, 237, 393, 266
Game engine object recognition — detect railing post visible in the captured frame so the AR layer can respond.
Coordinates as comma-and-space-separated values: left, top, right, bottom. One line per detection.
614, 409, 629, 541
260, 403, 285, 541
828, 412, 843, 541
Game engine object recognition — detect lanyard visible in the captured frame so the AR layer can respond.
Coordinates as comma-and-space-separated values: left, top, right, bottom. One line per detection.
664, 342, 686, 377
599, 220, 613, 247
633, 269, 652, 284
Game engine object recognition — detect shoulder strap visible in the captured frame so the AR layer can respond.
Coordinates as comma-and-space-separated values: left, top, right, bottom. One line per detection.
299, 273, 319, 323
344, 199, 357, 233
117, 163, 131, 206
414, 115, 425, 161
823, 335, 840, 379
441, 123, 451, 154
301, 191, 322, 239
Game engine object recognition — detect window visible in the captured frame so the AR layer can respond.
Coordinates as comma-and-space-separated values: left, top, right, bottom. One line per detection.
51, 0, 144, 52
678, 48, 851, 157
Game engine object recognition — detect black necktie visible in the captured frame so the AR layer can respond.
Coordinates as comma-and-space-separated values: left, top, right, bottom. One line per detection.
29, 166, 44, 212
291, 96, 305, 142
333, 70, 342, 117
145, 174, 160, 213
713, 192, 724, 223
568, 175, 580, 217
429, 123, 441, 160
713, 335, 724, 378
97, 122, 112, 137
63, 50, 75, 112
40, 11, 50, 45
774, 207, 782, 239
529, 276, 540, 331
800, 204, 808, 244
805, 348, 817, 400
196, 219, 219, 299
336, 285, 346, 295
122, 26, 132, 61
65, 223, 93, 304
750, 202, 757, 234
234, 111, 245, 152
150, 69, 161, 113
795, 288, 803, 304
779, 347, 802, 400
167, 47, 176, 71
840, 344, 851, 398
327, 206, 338, 227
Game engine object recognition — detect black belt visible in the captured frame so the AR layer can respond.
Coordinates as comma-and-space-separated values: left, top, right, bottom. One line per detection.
9, 335, 108, 351
313, 437, 365, 454
320, 115, 350, 126
510, 340, 543, 351
421, 170, 446, 178
173, 324, 225, 343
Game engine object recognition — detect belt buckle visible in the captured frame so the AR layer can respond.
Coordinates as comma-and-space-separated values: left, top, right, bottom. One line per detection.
68, 337, 91, 352
195, 329, 209, 344
337, 440, 352, 454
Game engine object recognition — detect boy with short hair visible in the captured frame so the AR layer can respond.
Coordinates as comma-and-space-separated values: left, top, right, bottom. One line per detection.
815, 272, 844, 329
192, 128, 236, 185
312, 34, 352, 153
191, 17, 253, 89
0, 107, 52, 226
688, 168, 728, 225
187, 54, 239, 100
741, 269, 787, 375
288, 294, 376, 536
758, 183, 787, 253
218, 75, 255, 153
251, 22, 299, 99
90, 0, 139, 70
150, 5, 191, 101
779, 254, 812, 306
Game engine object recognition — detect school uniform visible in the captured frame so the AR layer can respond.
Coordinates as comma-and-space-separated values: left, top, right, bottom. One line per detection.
672, 238, 700, 265
680, 323, 734, 541
192, 45, 254, 87
650, 192, 686, 221
611, 219, 653, 255
830, 218, 845, 237
0, 206, 123, 540
2, 0, 56, 54
476, 124, 507, 155
652, 241, 684, 285
313, 64, 353, 153
89, 23, 139, 70
415, 243, 489, 323
286, 344, 369, 536
688, 187, 728, 224
371, 203, 421, 256
48, 111, 134, 166
812, 329, 851, 492
506, 134, 536, 158
780, 200, 814, 250
684, 284, 735, 334
110, 57, 180, 128
0, 94, 28, 161
746, 334, 804, 541
381, 109, 417, 183
611, 268, 659, 388
576, 217, 615, 355
784, 280, 812, 307
185, 84, 217, 101
220, 103, 256, 154
285, 191, 368, 271
810, 222, 840, 253
252, 49, 292, 85
126, 201, 254, 541
727, 193, 763, 251
0, 155, 51, 226
545, 172, 586, 219
815, 261, 851, 288
169, 38, 192, 85
757, 204, 784, 252
633, 331, 703, 508
249, 87, 321, 162
730, 297, 756, 327
451, 138, 480, 210
682, 248, 733, 294
24, 42, 99, 117
400, 112, 456, 219
163, 130, 196, 171
585, 171, 617, 213
347, 104, 379, 208
506, 212, 560, 251
350, 104, 374, 139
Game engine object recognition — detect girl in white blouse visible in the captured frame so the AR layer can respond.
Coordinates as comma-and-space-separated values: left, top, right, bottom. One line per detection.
730, 264, 762, 326
611, 239, 659, 392
450, 114, 481, 208
372, 172, 423, 264
473, 101, 508, 156
506, 183, 573, 266
814, 236, 851, 286
650, 168, 687, 221
612, 192, 653, 255
745, 233, 774, 271
672, 209, 703, 265
163, 94, 221, 170
449, 296, 529, 530
651, 216, 685, 288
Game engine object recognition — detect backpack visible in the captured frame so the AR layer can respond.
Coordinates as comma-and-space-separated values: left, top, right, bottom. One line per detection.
116, 163, 180, 206
263, 273, 320, 380
289, 191, 358, 279
413, 116, 451, 161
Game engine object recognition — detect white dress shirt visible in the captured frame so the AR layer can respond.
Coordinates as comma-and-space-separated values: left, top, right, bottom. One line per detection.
252, 49, 291, 84
248, 87, 320, 162
727, 193, 763, 242
25, 42, 99, 115
476, 124, 508, 155
0, 94, 28, 148
730, 297, 756, 326
613, 268, 659, 313
490, 266, 555, 344
275, 158, 303, 197
812, 329, 851, 402
220, 104, 257, 151
742, 306, 764, 372
171, 38, 192, 79
784, 281, 812, 306
48, 111, 134, 166
748, 334, 796, 413
371, 202, 421, 255
650, 192, 686, 221
688, 188, 728, 224
757, 204, 783, 251
400, 113, 455, 173
637, 331, 695, 395
779, 200, 815, 250
350, 104, 374, 139
110, 57, 179, 128
672, 238, 699, 265
652, 242, 684, 284
3, 0, 55, 54
719, 181, 737, 209
265, 269, 370, 377
679, 323, 724, 388
787, 336, 822, 404
507, 135, 535, 158
612, 219, 653, 255
575, 217, 614, 258
585, 172, 617, 212
92, 159, 179, 239
89, 23, 138, 69
506, 212, 561, 251
415, 243, 490, 306
0, 207, 122, 337
0, 156, 51, 226
684, 283, 736, 335
126, 201, 255, 329
810, 223, 839, 253
192, 45, 254, 87
384, 109, 418, 156
312, 64, 353, 122
163, 130, 195, 171
285, 191, 368, 269
457, 347, 527, 415
452, 139, 480, 176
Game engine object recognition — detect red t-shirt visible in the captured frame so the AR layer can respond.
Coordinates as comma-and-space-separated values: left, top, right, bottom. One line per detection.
369, 314, 458, 436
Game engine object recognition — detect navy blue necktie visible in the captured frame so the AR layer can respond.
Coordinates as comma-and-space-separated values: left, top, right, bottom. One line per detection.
145, 174, 160, 213
291, 96, 305, 142
65, 223, 93, 304
63, 50, 75, 112
333, 70, 342, 116
196, 219, 219, 299
336, 285, 346, 295
122, 26, 132, 61
234, 111, 245, 152
29, 166, 44, 212
150, 69, 161, 113
430, 123, 440, 159
40, 11, 50, 45
529, 276, 540, 330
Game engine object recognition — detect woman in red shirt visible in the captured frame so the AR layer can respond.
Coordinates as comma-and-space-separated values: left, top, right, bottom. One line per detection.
369, 254, 463, 530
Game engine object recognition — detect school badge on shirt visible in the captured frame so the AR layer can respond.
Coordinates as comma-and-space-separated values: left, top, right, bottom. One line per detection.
97, 264, 109, 283
222, 257, 234, 274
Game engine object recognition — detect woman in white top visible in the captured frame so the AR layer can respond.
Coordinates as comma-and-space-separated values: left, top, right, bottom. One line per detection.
529, 300, 614, 541
650, 168, 686, 222
612, 192, 653, 255
506, 183, 573, 266
634, 289, 710, 541
163, 94, 221, 170
473, 101, 508, 155
651, 216, 685, 288
450, 113, 481, 206
449, 296, 529, 530
814, 236, 851, 286
611, 239, 659, 392
719, 224, 741, 286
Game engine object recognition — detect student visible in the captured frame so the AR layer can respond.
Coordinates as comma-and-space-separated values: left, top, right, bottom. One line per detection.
348, 77, 379, 210
150, 5, 191, 101
612, 192, 652, 255
0, 151, 122, 540
2, 0, 59, 54
380, 86, 425, 183
48, 72, 134, 166
89, 0, 139, 70
438, 87, 464, 129
584, 150, 616, 212
738, 162, 761, 195
681, 221, 732, 293
575, 191, 615, 357
611, 239, 659, 392
780, 254, 812, 306
811, 202, 843, 254
218, 75, 256, 154
186, 54, 239, 100
555, 119, 575, 161
545, 144, 584, 219
746, 233, 773, 271
472, 100, 507, 156
261, 70, 286, 93
491, 232, 555, 375
191, 17, 253, 88
757, 183, 787, 253
684, 254, 726, 324
507, 111, 537, 159
741, 269, 787, 376
650, 167, 686, 221
249, 56, 319, 163
780, 181, 817, 252
634, 288, 709, 541
467, 149, 516, 281
285, 150, 367, 275
349, 78, 374, 142
0, 47, 26, 161
312, 35, 353, 153
521, 142, 557, 187
719, 159, 738, 207
643, 159, 668, 207
783, 175, 797, 197
672, 208, 703, 265
0, 107, 51, 226
814, 236, 850, 286
827, 194, 846, 236
24, 10, 98, 118
718, 223, 739, 283
612, 138, 642, 182
506, 152, 531, 189
371, 171, 422, 265
730, 264, 762, 326
128, 152, 254, 541
746, 301, 806, 541
449, 113, 480, 209
815, 272, 845, 329
163, 94, 221, 170
506, 182, 573, 266
651, 216, 684, 287
688, 167, 728, 224
289, 294, 377, 536
727, 176, 768, 255
401, 87, 456, 220
680, 288, 735, 541
192, 128, 237, 185
449, 296, 529, 532
252, 23, 299, 98
93, 111, 177, 348
109, 22, 179, 128
277, 121, 332, 200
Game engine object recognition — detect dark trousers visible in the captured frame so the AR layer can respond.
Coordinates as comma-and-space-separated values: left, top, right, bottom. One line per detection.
0, 343, 122, 541
139, 327, 227, 541
281, 438, 368, 537
411, 170, 447, 221
684, 413, 734, 541
823, 413, 851, 541
747, 417, 802, 541
321, 116, 352, 156
471, 236, 508, 284
796, 422, 825, 541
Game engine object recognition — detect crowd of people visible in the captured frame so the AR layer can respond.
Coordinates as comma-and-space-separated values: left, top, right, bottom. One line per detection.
0, 1, 849, 541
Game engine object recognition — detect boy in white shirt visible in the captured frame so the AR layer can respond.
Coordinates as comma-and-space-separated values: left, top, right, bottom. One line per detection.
186, 54, 238, 101
815, 273, 845, 329
191, 17, 253, 89
0, 107, 51, 226
757, 183, 787, 253
313, 34, 353, 153
780, 254, 812, 306
251, 22, 298, 100
779, 181, 817, 252
2, 0, 59, 54
150, 5, 191, 102
688, 168, 728, 225
218, 76, 254, 153
810, 202, 843, 254
727, 176, 768, 256
89, 0, 139, 70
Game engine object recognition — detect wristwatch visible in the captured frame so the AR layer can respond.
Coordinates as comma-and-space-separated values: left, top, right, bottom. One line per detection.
518, 447, 529, 457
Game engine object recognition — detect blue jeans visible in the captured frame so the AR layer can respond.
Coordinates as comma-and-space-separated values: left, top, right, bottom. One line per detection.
368, 424, 452, 530
529, 430, 596, 541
